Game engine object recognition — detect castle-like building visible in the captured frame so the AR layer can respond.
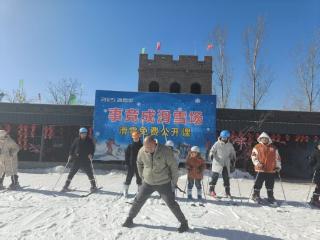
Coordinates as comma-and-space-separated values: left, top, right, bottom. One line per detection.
138, 54, 212, 94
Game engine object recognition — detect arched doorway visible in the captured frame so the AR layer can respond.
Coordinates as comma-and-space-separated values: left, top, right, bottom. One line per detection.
170, 82, 181, 93
149, 81, 159, 92
190, 83, 201, 94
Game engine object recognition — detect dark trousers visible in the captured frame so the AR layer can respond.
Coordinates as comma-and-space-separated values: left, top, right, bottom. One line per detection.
188, 178, 201, 190
254, 172, 275, 191
210, 167, 230, 187
124, 165, 142, 185
67, 160, 94, 181
128, 182, 187, 223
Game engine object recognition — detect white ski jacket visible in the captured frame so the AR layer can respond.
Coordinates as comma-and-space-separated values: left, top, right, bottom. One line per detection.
209, 138, 236, 175
0, 130, 19, 177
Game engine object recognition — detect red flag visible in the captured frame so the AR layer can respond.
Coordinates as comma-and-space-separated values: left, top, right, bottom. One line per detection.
207, 43, 214, 51
156, 41, 161, 51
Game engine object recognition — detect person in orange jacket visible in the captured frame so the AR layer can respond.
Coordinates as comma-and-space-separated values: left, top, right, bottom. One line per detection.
251, 132, 281, 203
186, 146, 206, 200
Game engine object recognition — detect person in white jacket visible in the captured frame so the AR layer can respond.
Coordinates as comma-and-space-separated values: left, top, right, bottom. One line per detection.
0, 130, 20, 190
209, 130, 236, 198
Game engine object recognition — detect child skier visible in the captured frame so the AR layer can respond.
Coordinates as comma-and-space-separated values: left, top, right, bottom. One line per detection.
209, 130, 236, 198
251, 132, 281, 204
186, 146, 206, 201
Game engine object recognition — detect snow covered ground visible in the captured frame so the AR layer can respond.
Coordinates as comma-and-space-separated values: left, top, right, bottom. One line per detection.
0, 168, 319, 240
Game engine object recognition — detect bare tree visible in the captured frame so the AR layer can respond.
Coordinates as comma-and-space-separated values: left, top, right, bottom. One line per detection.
295, 31, 320, 112
47, 78, 84, 105
6, 88, 27, 103
211, 26, 232, 108
243, 16, 273, 110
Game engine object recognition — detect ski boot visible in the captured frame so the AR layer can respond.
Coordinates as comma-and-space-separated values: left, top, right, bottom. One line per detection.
209, 185, 217, 198
90, 179, 97, 192
309, 194, 320, 208
178, 220, 189, 233
61, 179, 71, 192
267, 189, 276, 204
251, 189, 262, 203
225, 186, 232, 199
122, 217, 134, 228
8, 175, 20, 190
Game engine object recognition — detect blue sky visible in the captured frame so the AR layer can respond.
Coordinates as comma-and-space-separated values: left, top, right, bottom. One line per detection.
0, 0, 319, 109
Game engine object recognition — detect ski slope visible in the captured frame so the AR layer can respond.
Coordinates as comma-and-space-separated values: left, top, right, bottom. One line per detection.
0, 169, 319, 240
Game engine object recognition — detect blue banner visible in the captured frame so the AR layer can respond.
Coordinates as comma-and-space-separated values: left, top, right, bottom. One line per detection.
93, 90, 216, 162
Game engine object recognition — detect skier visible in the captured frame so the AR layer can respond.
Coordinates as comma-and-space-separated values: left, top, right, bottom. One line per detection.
186, 146, 206, 201
0, 130, 20, 190
122, 136, 188, 233
309, 141, 320, 208
123, 131, 143, 197
251, 132, 281, 204
61, 127, 97, 192
209, 130, 236, 198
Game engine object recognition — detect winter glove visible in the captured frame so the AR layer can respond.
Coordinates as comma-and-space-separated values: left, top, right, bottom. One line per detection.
254, 161, 264, 168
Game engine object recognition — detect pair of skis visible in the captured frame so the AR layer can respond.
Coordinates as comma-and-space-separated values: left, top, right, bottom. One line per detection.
59, 186, 103, 197
188, 200, 205, 207
0, 185, 29, 193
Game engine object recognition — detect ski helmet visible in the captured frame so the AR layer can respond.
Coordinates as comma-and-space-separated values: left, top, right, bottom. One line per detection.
165, 140, 174, 148
190, 146, 200, 153
220, 130, 230, 139
79, 127, 88, 134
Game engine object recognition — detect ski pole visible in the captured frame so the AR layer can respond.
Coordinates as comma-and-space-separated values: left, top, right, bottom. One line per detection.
231, 157, 242, 200
206, 171, 210, 195
176, 185, 186, 194
248, 171, 260, 202
277, 171, 287, 202
234, 168, 242, 201
306, 170, 317, 202
182, 176, 188, 198
52, 155, 72, 190
89, 156, 98, 187
201, 179, 207, 201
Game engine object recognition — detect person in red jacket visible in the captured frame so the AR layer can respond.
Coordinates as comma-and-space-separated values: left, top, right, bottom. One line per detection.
251, 132, 281, 203
186, 146, 206, 200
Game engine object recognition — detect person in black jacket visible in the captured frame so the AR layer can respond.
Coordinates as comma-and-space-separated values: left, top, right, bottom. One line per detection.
123, 131, 143, 197
309, 142, 320, 207
62, 127, 97, 192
